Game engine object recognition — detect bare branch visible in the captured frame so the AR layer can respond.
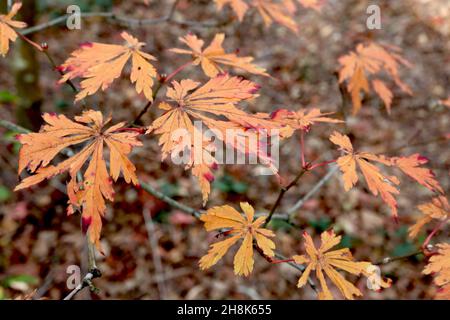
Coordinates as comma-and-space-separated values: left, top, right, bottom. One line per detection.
143, 206, 168, 299
286, 164, 339, 217
20, 1, 222, 36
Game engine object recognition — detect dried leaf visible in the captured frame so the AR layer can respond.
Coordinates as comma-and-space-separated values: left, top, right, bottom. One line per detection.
148, 74, 285, 204
215, 0, 249, 21
423, 243, 450, 300
338, 42, 412, 114
59, 32, 157, 101
270, 108, 343, 132
199, 202, 275, 276
170, 33, 268, 77
293, 230, 390, 300
392, 154, 443, 194
15, 110, 142, 249
330, 131, 400, 217
0, 2, 27, 57
409, 196, 449, 238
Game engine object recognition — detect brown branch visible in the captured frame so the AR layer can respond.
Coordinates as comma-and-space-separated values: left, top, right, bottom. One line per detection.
264, 166, 310, 227
20, 1, 223, 36
374, 250, 424, 265
63, 239, 101, 300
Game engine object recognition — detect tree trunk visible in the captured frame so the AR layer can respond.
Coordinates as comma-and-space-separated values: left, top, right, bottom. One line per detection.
12, 0, 43, 131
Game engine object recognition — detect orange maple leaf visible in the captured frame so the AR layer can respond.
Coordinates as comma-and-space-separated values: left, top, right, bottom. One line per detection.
338, 42, 412, 114
217, 0, 299, 32
330, 131, 400, 217
215, 0, 249, 21
269, 108, 343, 132
15, 110, 142, 249
170, 33, 268, 77
423, 243, 450, 300
252, 0, 299, 33
392, 154, 443, 194
409, 196, 449, 238
59, 32, 157, 102
0, 2, 27, 57
148, 74, 285, 204
293, 231, 391, 300
330, 132, 443, 218
199, 202, 275, 276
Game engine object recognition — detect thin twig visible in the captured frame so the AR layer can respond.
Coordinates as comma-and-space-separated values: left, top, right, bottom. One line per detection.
0, 119, 30, 133
140, 181, 202, 219
143, 206, 168, 300
374, 250, 424, 265
20, 2, 221, 36
264, 166, 310, 227
286, 165, 339, 218
422, 217, 449, 249
63, 238, 101, 300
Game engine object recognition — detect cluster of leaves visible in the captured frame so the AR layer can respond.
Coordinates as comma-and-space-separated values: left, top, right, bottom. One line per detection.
330, 131, 443, 218
3, 2, 448, 300
199, 202, 391, 299
338, 43, 412, 114
215, 0, 325, 33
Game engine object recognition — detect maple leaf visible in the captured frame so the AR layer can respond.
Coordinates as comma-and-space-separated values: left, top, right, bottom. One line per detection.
59, 32, 157, 102
170, 33, 268, 77
15, 110, 142, 249
423, 243, 450, 300
215, 0, 249, 21
338, 42, 412, 114
252, 0, 299, 33
148, 74, 286, 204
199, 202, 275, 276
392, 154, 443, 194
293, 230, 391, 300
0, 2, 27, 57
330, 131, 400, 217
409, 196, 449, 238
269, 108, 343, 132
330, 132, 442, 218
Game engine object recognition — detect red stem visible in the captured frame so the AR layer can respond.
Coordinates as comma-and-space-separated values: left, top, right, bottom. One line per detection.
422, 216, 449, 249
300, 130, 306, 169
163, 61, 193, 83
308, 159, 337, 171
269, 258, 295, 264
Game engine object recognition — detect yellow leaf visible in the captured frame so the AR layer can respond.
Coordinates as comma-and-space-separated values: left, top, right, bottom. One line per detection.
423, 243, 450, 300
0, 2, 26, 57
269, 108, 343, 132
293, 231, 390, 300
338, 42, 412, 114
409, 196, 449, 238
252, 0, 299, 33
392, 154, 443, 194
15, 110, 142, 249
199, 202, 275, 276
148, 74, 285, 204
215, 0, 249, 21
170, 33, 268, 77
59, 32, 157, 101
330, 131, 400, 217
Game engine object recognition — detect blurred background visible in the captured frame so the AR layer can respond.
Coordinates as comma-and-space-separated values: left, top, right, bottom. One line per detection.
0, 0, 448, 299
